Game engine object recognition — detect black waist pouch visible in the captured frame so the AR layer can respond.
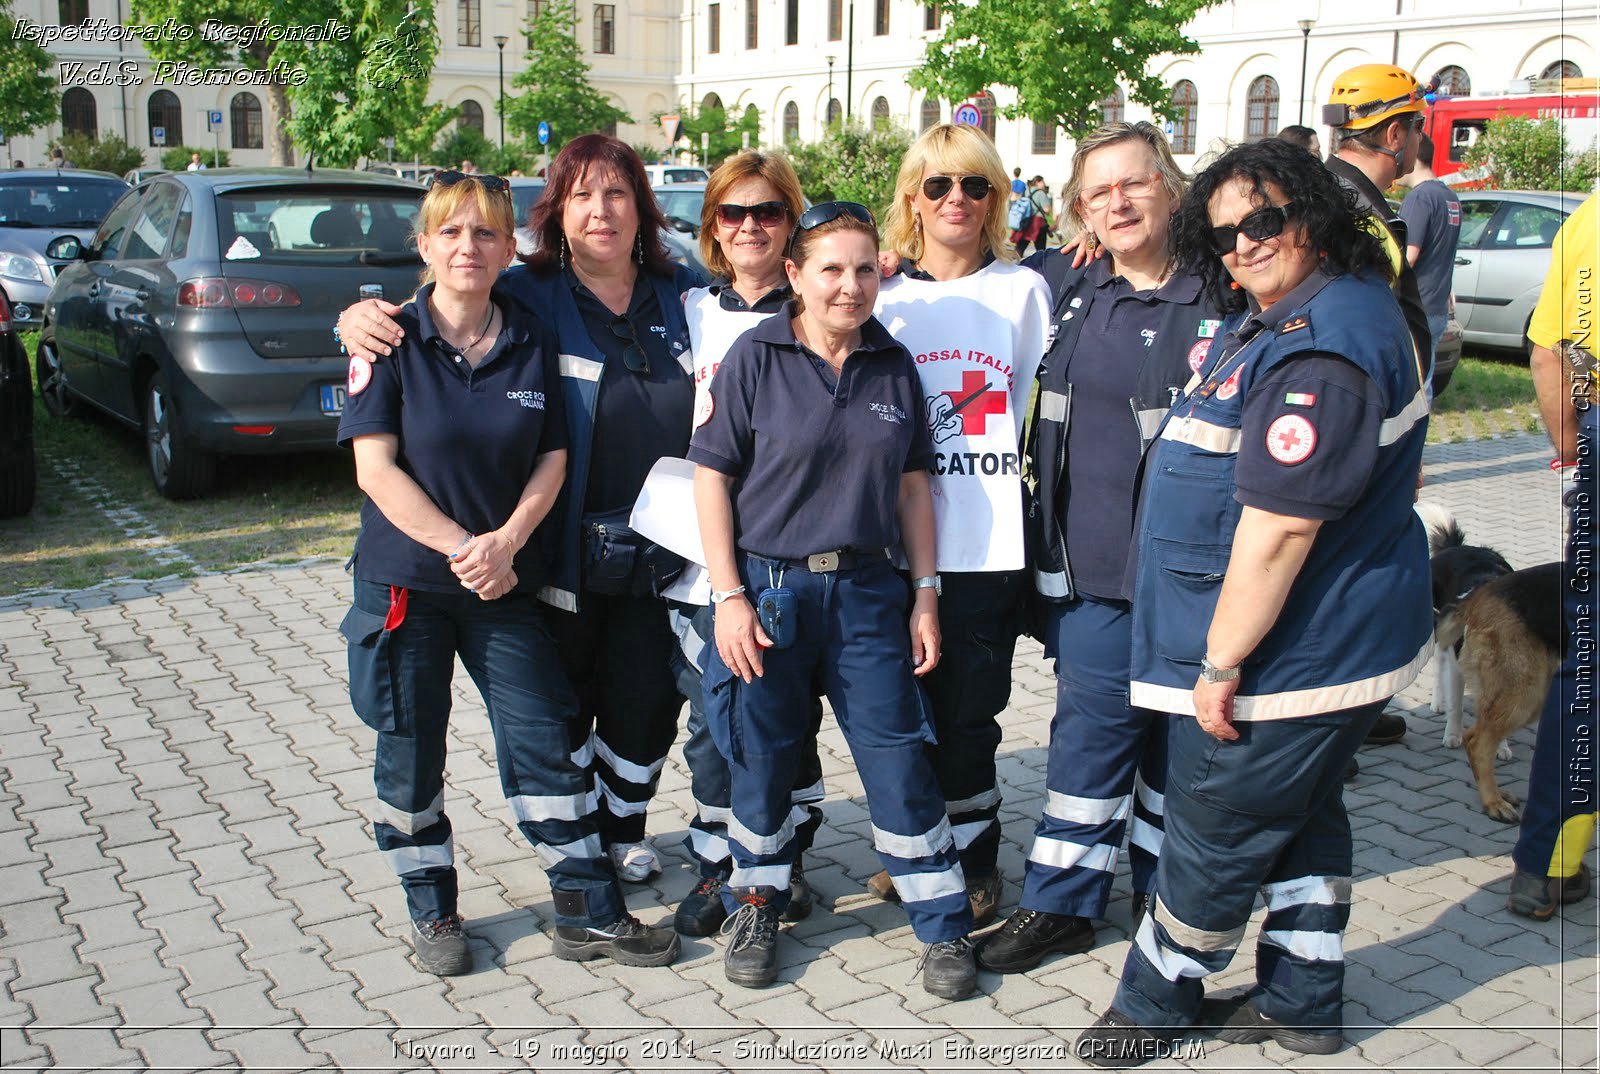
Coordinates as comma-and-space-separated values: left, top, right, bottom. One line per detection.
582, 508, 686, 598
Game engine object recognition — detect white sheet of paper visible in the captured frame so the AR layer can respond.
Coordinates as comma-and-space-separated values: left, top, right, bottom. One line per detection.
630, 456, 707, 567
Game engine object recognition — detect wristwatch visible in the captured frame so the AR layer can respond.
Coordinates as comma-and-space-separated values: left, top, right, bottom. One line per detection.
710, 585, 746, 604
1200, 656, 1240, 683
912, 575, 942, 597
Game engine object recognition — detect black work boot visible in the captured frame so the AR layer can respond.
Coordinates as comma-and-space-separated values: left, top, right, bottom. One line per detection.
675, 875, 728, 937
553, 914, 680, 967
976, 908, 1095, 973
1202, 995, 1342, 1054
721, 886, 782, 987
411, 914, 470, 975
966, 872, 1004, 928
919, 936, 978, 999
1076, 1008, 1181, 1068
783, 861, 815, 922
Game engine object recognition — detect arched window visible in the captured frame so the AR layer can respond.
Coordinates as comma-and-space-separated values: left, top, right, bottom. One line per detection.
230, 92, 263, 149
1171, 80, 1198, 153
62, 88, 97, 139
702, 92, 724, 114
783, 101, 800, 143
826, 98, 842, 127
1432, 65, 1470, 96
1100, 86, 1125, 127
1031, 120, 1056, 155
871, 96, 890, 128
459, 100, 484, 132
919, 97, 940, 132
974, 90, 996, 139
1540, 60, 1581, 80
147, 90, 182, 147
1246, 75, 1279, 142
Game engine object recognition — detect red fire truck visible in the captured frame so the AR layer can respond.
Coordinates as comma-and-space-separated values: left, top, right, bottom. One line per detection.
1426, 78, 1599, 182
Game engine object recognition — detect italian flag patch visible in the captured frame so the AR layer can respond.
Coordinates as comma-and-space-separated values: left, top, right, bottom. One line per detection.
1284, 392, 1316, 407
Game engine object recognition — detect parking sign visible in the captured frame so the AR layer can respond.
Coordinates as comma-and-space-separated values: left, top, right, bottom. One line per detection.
153, 126, 166, 146
209, 110, 223, 128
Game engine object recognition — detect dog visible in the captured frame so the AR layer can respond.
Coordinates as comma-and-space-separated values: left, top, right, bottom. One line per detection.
1420, 504, 1514, 751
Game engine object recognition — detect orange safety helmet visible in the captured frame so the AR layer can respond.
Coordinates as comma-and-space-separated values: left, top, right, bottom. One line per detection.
1322, 64, 1427, 131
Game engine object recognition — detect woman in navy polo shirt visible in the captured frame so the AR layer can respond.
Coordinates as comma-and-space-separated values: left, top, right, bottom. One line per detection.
338, 136, 704, 886
337, 174, 679, 976
691, 204, 979, 999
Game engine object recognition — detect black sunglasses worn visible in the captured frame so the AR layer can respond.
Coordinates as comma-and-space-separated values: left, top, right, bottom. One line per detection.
921, 174, 993, 202
716, 201, 789, 228
1208, 202, 1298, 255
787, 201, 876, 255
433, 170, 511, 194
608, 315, 652, 376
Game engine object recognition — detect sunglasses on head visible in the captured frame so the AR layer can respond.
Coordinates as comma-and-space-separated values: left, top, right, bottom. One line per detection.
608, 315, 652, 376
921, 174, 993, 202
716, 201, 789, 228
787, 201, 876, 255
1208, 202, 1298, 255
433, 170, 511, 195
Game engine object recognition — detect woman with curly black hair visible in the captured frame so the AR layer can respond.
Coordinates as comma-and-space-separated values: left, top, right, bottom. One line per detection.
1077, 138, 1432, 1065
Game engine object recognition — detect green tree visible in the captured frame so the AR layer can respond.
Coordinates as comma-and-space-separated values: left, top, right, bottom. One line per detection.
910, 0, 1216, 137
787, 123, 913, 218
0, 0, 60, 139
1464, 115, 1600, 192
53, 131, 144, 175
129, 0, 441, 167
504, 0, 631, 154
432, 124, 497, 169
668, 103, 760, 168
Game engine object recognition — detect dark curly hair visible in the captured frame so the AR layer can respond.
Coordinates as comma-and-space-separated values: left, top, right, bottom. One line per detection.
524, 133, 677, 277
1174, 138, 1393, 313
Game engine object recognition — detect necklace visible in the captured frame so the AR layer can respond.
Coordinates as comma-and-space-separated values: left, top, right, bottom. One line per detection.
433, 299, 496, 353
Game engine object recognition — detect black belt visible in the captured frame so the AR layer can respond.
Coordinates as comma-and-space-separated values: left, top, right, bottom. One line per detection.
746, 548, 888, 573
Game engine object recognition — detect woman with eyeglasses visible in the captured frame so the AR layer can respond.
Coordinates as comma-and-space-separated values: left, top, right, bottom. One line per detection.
978, 122, 1219, 976
691, 202, 980, 998
661, 151, 830, 939
336, 173, 679, 976
1077, 138, 1429, 1065
863, 123, 1051, 934
337, 135, 705, 892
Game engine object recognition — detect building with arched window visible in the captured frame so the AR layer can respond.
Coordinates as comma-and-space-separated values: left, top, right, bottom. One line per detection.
459, 100, 485, 133
920, 97, 941, 132
1170, 80, 1198, 154
783, 101, 800, 142
230, 93, 264, 150
61, 88, 96, 140
1100, 87, 1126, 127
1246, 75, 1280, 141
147, 90, 182, 148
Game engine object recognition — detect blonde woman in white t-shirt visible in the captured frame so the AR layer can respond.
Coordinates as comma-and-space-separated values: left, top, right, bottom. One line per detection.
866, 124, 1052, 930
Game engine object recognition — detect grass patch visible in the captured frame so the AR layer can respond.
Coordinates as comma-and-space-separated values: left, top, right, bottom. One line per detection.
1429, 351, 1541, 443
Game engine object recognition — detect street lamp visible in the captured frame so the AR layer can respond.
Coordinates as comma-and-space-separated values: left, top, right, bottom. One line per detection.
1297, 18, 1316, 125
826, 55, 836, 127
494, 35, 508, 148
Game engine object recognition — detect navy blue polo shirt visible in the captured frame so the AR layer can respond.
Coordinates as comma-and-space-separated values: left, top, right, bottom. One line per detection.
571, 269, 693, 513
709, 277, 791, 313
1063, 261, 1201, 599
687, 305, 934, 561
338, 283, 568, 594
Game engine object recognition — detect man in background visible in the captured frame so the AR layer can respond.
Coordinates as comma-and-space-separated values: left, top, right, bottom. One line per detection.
1277, 124, 1322, 159
1397, 134, 1462, 395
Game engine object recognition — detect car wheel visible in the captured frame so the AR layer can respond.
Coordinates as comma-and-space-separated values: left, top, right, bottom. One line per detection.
143, 373, 216, 500
35, 334, 76, 418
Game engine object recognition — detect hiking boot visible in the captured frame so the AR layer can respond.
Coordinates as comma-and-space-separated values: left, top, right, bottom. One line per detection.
675, 875, 727, 937
783, 862, 815, 922
1075, 1008, 1179, 1068
609, 841, 661, 883
721, 887, 782, 987
919, 936, 978, 999
976, 908, 1094, 973
1203, 995, 1342, 1054
1508, 862, 1593, 920
1364, 712, 1407, 745
553, 914, 680, 967
866, 868, 900, 902
411, 914, 470, 975
967, 872, 1004, 928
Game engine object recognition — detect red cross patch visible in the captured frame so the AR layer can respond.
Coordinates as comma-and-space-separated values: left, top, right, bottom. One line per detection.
1216, 367, 1242, 400
693, 390, 715, 429
347, 356, 372, 396
1188, 339, 1212, 372
1266, 414, 1316, 464
938, 369, 1008, 436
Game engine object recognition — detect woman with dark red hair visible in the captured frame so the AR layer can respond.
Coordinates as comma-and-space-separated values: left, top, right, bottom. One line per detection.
338, 134, 705, 896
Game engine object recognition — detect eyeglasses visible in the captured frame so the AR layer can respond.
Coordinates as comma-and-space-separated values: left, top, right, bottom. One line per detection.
716, 201, 789, 228
432, 170, 511, 195
921, 175, 993, 202
1207, 202, 1298, 255
608, 315, 652, 375
787, 201, 876, 255
1079, 173, 1159, 212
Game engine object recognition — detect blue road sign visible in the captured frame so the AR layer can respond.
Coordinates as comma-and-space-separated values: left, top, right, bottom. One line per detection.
538, 122, 551, 146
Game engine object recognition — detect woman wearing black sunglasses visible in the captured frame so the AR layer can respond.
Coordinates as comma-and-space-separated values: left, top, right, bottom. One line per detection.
1079, 138, 1430, 1065
337, 136, 706, 893
864, 123, 1051, 933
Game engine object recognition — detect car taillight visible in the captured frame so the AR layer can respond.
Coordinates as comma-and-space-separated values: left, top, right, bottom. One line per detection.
178, 277, 302, 308
0, 291, 11, 333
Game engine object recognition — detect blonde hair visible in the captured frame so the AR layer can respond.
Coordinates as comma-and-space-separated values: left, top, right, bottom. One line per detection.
699, 151, 806, 279
413, 177, 516, 286
881, 124, 1013, 264
1061, 121, 1188, 241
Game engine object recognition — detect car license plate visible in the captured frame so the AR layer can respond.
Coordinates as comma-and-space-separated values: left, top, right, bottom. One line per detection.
320, 384, 346, 416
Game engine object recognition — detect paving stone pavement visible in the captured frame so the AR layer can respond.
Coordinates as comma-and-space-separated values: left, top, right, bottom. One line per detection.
0, 432, 1594, 1073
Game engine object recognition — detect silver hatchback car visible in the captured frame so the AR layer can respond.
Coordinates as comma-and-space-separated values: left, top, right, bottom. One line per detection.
1452, 190, 1585, 353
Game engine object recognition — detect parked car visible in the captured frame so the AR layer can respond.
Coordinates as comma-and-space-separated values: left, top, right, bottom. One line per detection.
37, 168, 424, 499
1451, 190, 1585, 354
1433, 297, 1463, 397
654, 182, 712, 275
365, 163, 439, 185
124, 167, 172, 185
0, 168, 130, 329
643, 164, 710, 187
509, 176, 548, 257
0, 289, 34, 517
